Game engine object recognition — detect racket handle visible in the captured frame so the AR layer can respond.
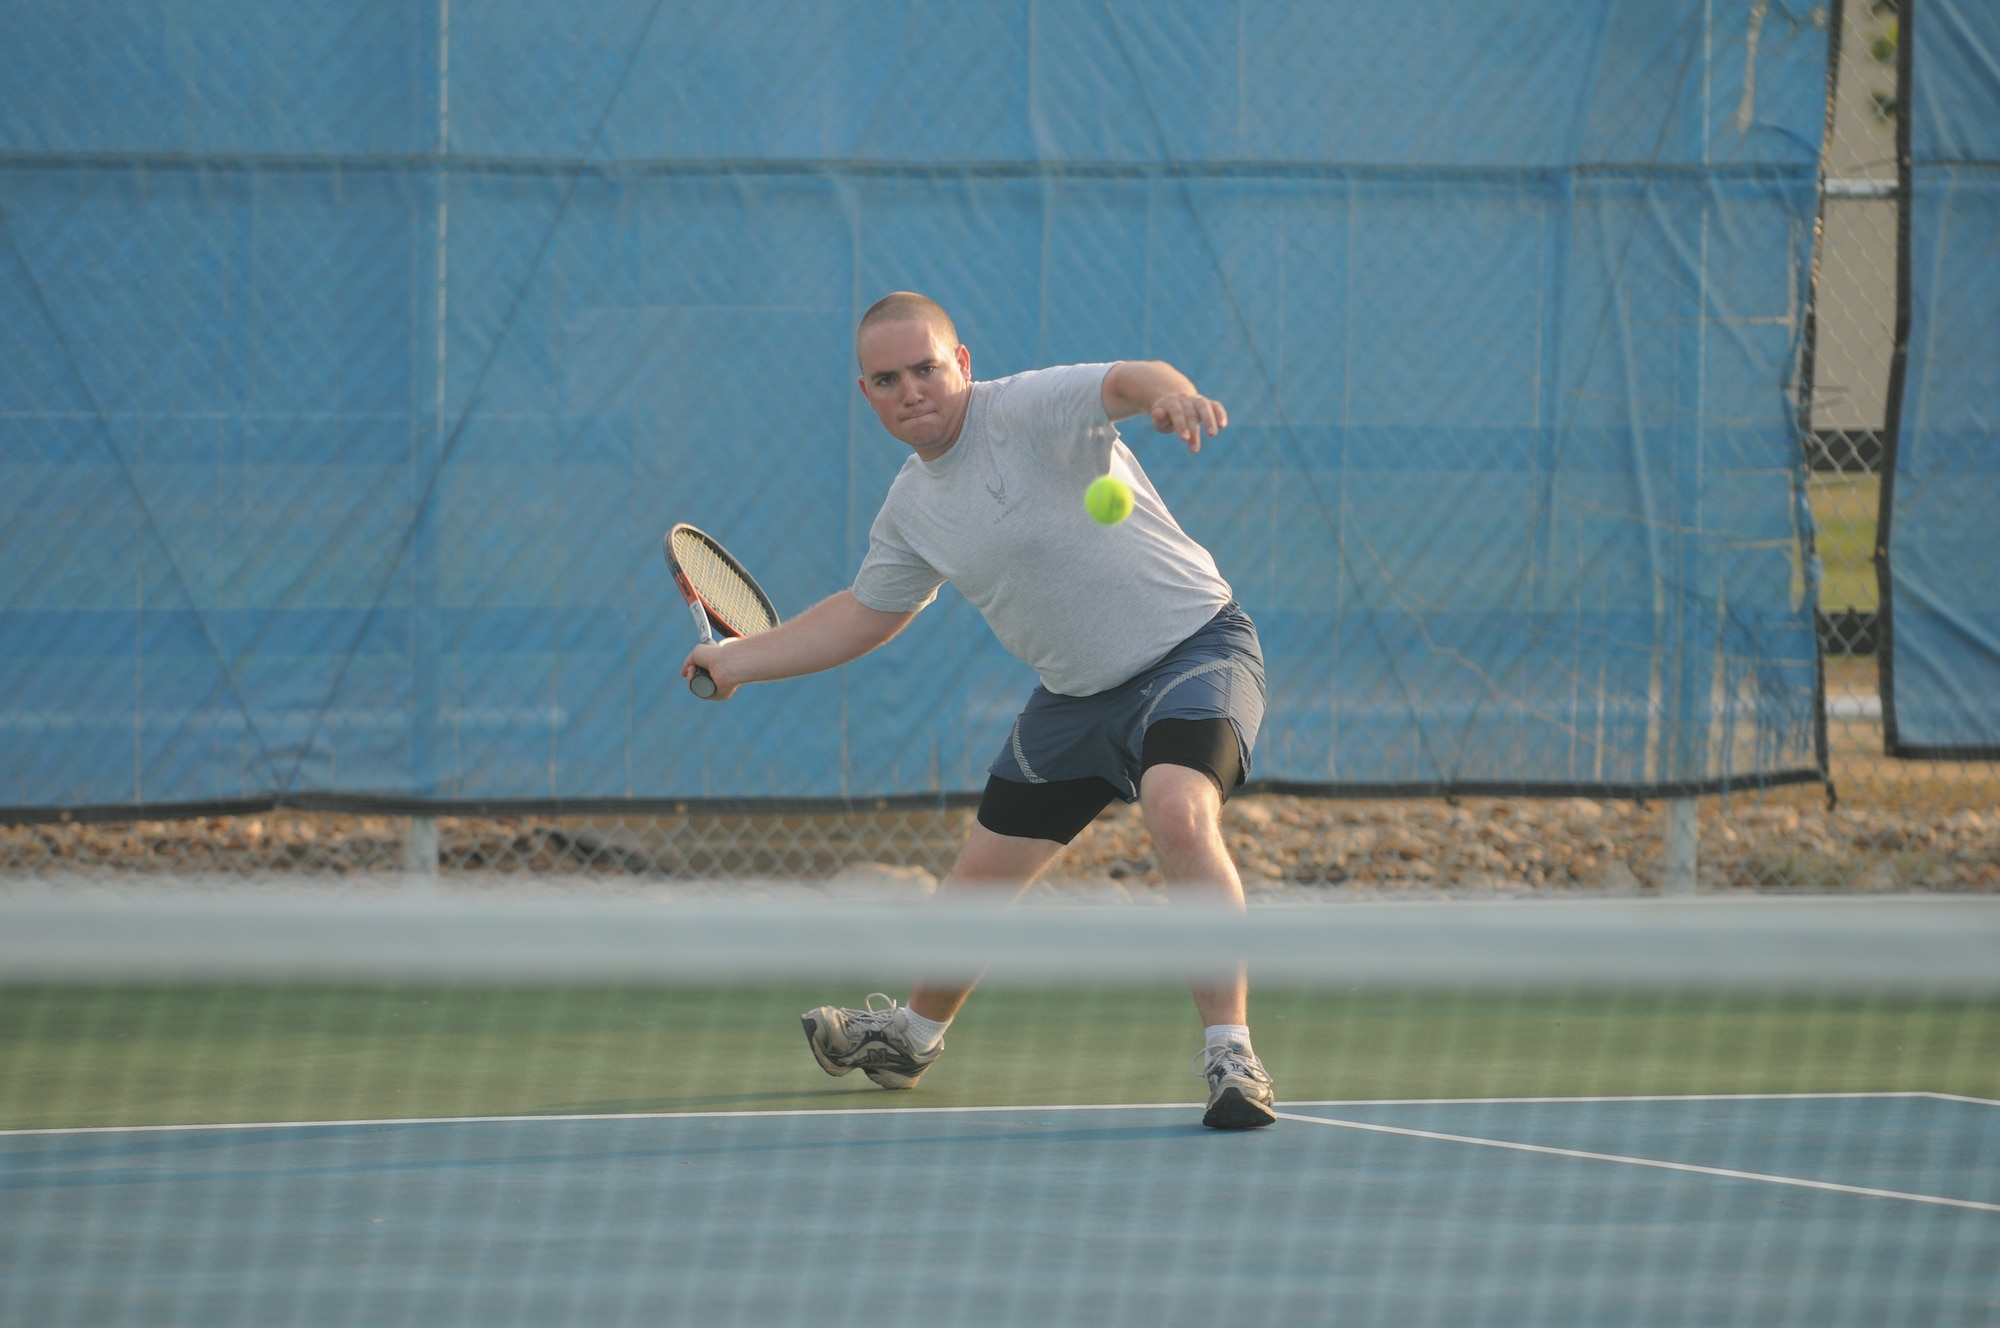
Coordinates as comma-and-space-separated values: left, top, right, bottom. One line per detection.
688, 668, 718, 700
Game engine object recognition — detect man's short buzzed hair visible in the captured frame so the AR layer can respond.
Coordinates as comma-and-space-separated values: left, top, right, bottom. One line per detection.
856, 291, 959, 360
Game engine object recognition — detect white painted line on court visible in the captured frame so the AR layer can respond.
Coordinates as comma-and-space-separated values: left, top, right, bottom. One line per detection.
1274, 1111, 2000, 1213
1281, 1091, 1965, 1108
5, 1090, 1990, 1138
0, 1101, 1205, 1138
1918, 1090, 2000, 1108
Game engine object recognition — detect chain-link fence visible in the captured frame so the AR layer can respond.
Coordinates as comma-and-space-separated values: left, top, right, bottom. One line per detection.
1796, 0, 1999, 892
5, 776, 1997, 896
4, 2, 1993, 898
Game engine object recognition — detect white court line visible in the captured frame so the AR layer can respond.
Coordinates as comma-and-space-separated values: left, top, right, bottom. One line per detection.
1282, 1091, 1987, 1108
0, 1100, 1202, 1138
1275, 1111, 2000, 1213
1918, 1091, 2000, 1107
4, 1090, 1992, 1139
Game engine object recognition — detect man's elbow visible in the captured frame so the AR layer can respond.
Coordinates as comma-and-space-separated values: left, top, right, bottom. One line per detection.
857, 606, 916, 653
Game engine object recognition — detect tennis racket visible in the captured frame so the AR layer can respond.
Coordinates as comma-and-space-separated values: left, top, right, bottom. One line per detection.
663, 523, 780, 698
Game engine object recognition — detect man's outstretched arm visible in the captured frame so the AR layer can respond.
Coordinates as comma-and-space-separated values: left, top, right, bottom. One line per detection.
681, 590, 915, 701
1100, 360, 1228, 453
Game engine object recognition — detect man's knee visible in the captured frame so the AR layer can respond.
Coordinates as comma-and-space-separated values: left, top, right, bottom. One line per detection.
1139, 763, 1224, 855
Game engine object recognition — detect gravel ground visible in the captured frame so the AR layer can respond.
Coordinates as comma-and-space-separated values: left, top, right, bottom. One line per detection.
6, 791, 1995, 901
1052, 793, 2000, 901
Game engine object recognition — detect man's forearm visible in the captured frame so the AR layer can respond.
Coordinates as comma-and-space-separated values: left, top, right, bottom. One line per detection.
1101, 360, 1227, 452
1102, 360, 1198, 421
704, 590, 912, 686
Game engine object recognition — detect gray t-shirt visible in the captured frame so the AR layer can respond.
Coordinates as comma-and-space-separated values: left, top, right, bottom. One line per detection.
852, 363, 1233, 697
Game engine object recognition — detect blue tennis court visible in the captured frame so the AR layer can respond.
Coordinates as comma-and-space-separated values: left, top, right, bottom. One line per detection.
4, 1093, 1994, 1326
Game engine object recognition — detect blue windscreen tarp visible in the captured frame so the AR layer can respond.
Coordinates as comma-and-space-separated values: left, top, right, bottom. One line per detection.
1883, 0, 2000, 759
0, 1, 1828, 813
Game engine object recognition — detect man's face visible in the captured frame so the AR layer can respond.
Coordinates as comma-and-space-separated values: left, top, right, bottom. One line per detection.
856, 317, 973, 456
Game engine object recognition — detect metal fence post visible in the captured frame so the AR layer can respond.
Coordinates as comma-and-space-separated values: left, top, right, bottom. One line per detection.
402, 815, 439, 882
1664, 798, 1698, 895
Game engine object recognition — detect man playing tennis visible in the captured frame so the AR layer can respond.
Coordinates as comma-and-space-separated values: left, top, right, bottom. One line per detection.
681, 292, 1274, 1129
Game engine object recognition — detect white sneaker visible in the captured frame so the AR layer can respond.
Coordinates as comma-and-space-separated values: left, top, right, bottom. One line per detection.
1194, 1040, 1276, 1129
800, 993, 942, 1089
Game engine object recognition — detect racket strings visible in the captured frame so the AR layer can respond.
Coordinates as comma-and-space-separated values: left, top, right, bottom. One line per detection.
674, 532, 777, 636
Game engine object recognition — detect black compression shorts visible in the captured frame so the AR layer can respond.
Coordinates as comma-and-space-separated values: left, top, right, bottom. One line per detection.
975, 716, 1246, 844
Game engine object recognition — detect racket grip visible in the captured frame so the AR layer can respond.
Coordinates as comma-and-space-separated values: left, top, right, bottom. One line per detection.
688, 668, 718, 700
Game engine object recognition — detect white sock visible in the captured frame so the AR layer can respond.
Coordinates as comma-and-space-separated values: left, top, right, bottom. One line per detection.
901, 1006, 951, 1054
1204, 1024, 1252, 1055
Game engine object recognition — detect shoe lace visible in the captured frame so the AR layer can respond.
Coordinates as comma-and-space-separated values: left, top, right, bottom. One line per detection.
1192, 1041, 1270, 1085
849, 993, 909, 1038
854, 994, 932, 1063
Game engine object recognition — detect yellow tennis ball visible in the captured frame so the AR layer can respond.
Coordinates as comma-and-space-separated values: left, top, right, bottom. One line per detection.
1085, 475, 1133, 525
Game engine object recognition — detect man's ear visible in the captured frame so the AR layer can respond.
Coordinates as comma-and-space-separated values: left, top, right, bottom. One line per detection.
956, 343, 972, 375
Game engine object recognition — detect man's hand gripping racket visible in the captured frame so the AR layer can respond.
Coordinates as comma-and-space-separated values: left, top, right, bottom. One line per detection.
664, 524, 779, 699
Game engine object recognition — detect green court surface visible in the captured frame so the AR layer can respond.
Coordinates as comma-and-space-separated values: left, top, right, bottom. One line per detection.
4, 984, 1995, 1130
1806, 473, 1880, 611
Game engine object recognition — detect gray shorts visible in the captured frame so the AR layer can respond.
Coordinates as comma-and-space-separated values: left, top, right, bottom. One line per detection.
987, 602, 1266, 803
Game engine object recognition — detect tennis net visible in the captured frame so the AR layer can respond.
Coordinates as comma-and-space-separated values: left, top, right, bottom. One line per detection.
3, 885, 1996, 1326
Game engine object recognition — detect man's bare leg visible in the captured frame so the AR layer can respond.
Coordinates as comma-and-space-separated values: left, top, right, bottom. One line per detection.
909, 767, 1248, 1027
1138, 762, 1248, 1026
906, 821, 1067, 1022
1141, 762, 1273, 1127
